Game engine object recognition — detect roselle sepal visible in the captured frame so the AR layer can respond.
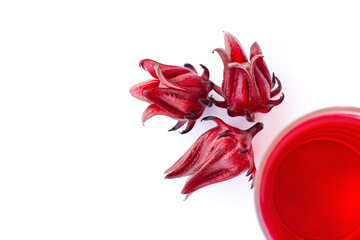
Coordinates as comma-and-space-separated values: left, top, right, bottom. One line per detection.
165, 116, 263, 198
211, 32, 284, 121
130, 59, 213, 134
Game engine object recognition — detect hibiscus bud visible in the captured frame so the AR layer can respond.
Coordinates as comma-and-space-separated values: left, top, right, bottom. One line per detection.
211, 32, 284, 121
165, 116, 263, 199
130, 59, 213, 134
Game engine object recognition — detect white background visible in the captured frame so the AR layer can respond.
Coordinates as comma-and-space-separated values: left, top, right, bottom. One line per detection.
1, 0, 360, 239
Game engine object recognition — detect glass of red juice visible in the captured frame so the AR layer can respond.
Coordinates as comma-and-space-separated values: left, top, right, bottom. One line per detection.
255, 107, 360, 240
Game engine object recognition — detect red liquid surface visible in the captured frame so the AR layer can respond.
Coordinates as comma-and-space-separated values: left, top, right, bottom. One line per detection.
259, 113, 360, 239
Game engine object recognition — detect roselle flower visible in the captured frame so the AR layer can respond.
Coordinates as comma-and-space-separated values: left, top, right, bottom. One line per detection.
165, 116, 263, 198
211, 32, 284, 122
130, 59, 213, 134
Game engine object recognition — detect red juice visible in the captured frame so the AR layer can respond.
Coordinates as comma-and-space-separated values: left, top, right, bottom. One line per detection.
256, 108, 360, 240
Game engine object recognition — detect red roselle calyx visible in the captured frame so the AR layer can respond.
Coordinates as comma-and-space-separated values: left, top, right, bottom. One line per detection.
211, 32, 284, 122
130, 59, 213, 134
165, 116, 263, 198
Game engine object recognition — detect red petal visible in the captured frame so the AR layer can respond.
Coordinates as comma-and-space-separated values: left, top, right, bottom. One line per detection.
165, 117, 230, 178
142, 104, 175, 124
139, 59, 172, 78
213, 48, 231, 95
250, 42, 262, 59
250, 55, 272, 88
156, 65, 207, 94
251, 56, 271, 103
161, 67, 192, 79
179, 78, 210, 95
165, 133, 206, 177
143, 88, 204, 119
154, 64, 187, 91
224, 32, 248, 64
129, 79, 160, 102
230, 62, 261, 108
227, 63, 251, 111
181, 138, 250, 197
140, 59, 191, 79
165, 126, 224, 178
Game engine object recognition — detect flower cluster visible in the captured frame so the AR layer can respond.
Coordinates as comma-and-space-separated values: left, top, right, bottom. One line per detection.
130, 32, 284, 198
